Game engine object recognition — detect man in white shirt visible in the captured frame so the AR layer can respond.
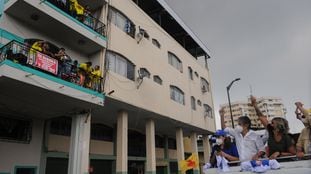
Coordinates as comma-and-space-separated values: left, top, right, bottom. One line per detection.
220, 110, 265, 162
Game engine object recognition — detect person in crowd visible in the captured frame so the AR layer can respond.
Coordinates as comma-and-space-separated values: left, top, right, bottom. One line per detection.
91, 65, 102, 91
54, 48, 68, 77
78, 61, 92, 87
41, 42, 54, 57
295, 102, 311, 158
210, 130, 239, 167
220, 109, 265, 162
250, 96, 296, 159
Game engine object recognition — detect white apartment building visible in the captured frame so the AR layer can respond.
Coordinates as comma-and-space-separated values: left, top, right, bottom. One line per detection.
0, 0, 216, 174
220, 97, 286, 129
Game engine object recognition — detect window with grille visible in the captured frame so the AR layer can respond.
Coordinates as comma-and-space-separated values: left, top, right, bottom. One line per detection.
0, 116, 32, 143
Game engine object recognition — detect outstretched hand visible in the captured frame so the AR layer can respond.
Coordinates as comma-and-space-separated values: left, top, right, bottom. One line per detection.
250, 95, 257, 106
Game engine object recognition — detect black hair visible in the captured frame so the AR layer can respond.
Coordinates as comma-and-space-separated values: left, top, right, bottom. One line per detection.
238, 116, 251, 129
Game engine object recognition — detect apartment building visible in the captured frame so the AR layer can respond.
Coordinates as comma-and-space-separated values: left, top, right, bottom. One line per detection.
0, 0, 216, 174
220, 97, 287, 129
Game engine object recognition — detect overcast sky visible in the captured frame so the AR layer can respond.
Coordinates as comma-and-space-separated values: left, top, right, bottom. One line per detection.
165, 0, 311, 133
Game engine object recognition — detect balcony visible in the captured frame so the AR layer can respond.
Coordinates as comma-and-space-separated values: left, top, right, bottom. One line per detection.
4, 0, 107, 55
0, 40, 104, 106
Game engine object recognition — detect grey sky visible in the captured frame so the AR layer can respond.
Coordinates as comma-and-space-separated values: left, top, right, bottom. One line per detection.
165, 0, 311, 133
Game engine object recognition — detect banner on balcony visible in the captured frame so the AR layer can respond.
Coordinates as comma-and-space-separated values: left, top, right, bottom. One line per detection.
34, 52, 58, 75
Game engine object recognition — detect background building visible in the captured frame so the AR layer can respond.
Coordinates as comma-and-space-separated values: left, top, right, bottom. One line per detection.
220, 97, 287, 129
0, 0, 216, 174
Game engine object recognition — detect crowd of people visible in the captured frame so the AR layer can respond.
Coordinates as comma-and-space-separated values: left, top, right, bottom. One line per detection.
210, 96, 310, 168
30, 40, 102, 91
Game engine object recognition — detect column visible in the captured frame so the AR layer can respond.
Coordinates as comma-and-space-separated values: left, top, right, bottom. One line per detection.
202, 135, 211, 163
190, 132, 199, 174
176, 128, 185, 173
146, 119, 156, 174
68, 112, 91, 174
164, 135, 170, 174
116, 111, 128, 174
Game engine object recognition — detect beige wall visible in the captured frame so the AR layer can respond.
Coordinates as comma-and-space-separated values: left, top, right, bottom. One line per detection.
47, 134, 114, 155
106, 0, 216, 132
168, 149, 177, 160
156, 148, 165, 159
0, 119, 44, 173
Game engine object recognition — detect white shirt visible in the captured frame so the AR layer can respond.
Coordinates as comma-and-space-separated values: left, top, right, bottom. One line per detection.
225, 128, 265, 162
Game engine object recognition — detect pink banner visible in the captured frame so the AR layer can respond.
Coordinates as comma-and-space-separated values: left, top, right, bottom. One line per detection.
34, 52, 58, 75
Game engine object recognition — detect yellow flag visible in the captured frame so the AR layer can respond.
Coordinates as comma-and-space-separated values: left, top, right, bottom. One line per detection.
179, 153, 199, 173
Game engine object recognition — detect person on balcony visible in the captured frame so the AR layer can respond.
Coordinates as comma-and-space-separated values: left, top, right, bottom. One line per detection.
250, 96, 296, 159
78, 61, 92, 87
295, 102, 311, 158
91, 65, 102, 91
220, 109, 266, 162
69, 0, 84, 18
54, 48, 68, 77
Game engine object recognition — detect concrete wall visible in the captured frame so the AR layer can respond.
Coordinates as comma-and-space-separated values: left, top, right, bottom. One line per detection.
106, 0, 216, 132
0, 119, 44, 173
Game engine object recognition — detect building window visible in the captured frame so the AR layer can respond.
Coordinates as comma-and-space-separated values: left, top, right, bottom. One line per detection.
203, 104, 213, 118
153, 75, 162, 85
91, 123, 113, 142
168, 52, 182, 72
197, 100, 202, 106
152, 38, 161, 48
109, 7, 136, 37
155, 135, 164, 148
139, 68, 150, 78
191, 96, 196, 110
0, 116, 32, 143
168, 138, 177, 149
194, 71, 199, 77
50, 117, 72, 136
106, 51, 135, 80
15, 167, 36, 174
200, 77, 209, 93
170, 85, 185, 105
188, 67, 193, 80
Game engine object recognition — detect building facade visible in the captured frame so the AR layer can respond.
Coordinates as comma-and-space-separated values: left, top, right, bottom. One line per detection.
0, 0, 216, 174
220, 97, 286, 129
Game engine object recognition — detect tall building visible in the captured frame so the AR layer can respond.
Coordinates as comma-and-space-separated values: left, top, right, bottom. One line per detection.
220, 97, 287, 129
0, 0, 216, 174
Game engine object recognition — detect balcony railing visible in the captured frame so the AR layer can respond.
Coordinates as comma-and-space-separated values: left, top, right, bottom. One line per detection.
46, 0, 106, 36
0, 40, 103, 93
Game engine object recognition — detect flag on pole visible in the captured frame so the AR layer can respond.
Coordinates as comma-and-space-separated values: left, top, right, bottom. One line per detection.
179, 153, 199, 173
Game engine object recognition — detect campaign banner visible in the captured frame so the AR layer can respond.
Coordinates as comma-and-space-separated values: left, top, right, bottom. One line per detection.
34, 52, 58, 75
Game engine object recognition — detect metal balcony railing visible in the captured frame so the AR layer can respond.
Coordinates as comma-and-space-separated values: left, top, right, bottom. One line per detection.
46, 0, 106, 36
0, 40, 103, 93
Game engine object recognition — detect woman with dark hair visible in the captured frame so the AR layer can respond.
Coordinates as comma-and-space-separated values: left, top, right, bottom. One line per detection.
251, 96, 296, 159
210, 130, 239, 167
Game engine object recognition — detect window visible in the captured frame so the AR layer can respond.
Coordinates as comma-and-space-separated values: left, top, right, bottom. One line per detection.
0, 116, 32, 143
15, 167, 36, 174
170, 85, 185, 105
50, 117, 72, 136
153, 75, 162, 85
106, 51, 135, 80
203, 104, 213, 118
168, 138, 177, 149
91, 124, 113, 141
191, 96, 196, 110
188, 67, 193, 80
194, 71, 199, 77
155, 135, 164, 148
152, 38, 161, 48
197, 100, 202, 106
139, 68, 150, 78
200, 77, 209, 93
168, 52, 182, 72
109, 8, 136, 37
